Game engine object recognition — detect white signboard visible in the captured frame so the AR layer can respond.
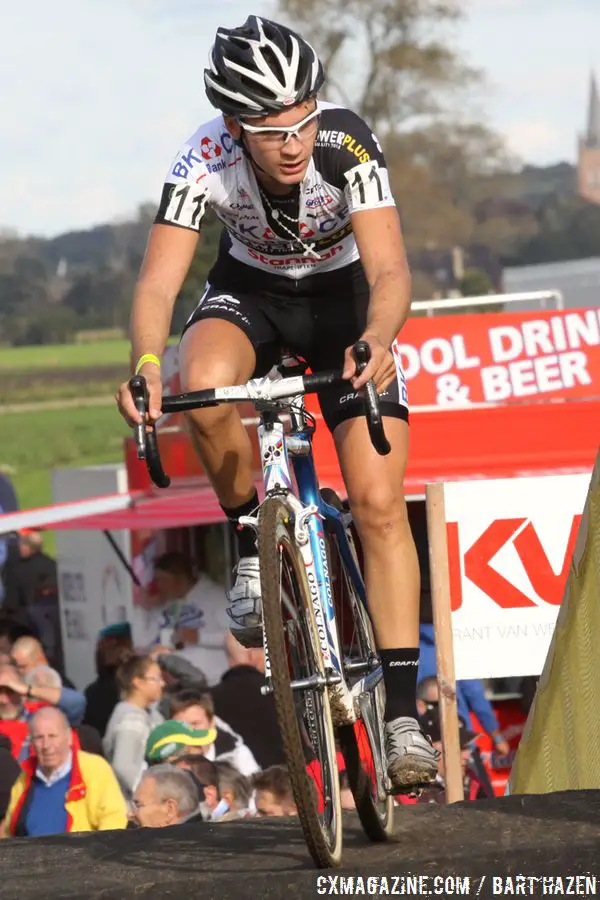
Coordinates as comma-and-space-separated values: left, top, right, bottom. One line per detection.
53, 464, 133, 689
443, 473, 589, 680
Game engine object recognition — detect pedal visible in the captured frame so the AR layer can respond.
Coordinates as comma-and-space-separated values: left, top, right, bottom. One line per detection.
328, 682, 357, 726
388, 781, 434, 799
391, 785, 423, 800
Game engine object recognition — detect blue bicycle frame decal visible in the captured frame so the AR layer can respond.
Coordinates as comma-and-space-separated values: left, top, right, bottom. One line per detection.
292, 431, 367, 676
256, 400, 371, 681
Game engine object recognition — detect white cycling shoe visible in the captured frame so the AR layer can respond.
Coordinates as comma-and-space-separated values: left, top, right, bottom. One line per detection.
384, 716, 440, 791
226, 556, 263, 648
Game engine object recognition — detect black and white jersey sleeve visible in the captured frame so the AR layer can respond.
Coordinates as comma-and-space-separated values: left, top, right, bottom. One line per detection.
154, 126, 227, 232
312, 106, 396, 215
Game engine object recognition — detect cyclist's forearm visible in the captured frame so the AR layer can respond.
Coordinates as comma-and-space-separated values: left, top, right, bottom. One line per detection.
129, 285, 176, 373
364, 268, 412, 347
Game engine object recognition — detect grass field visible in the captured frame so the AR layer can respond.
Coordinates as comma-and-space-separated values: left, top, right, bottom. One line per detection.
1, 404, 129, 556
0, 340, 131, 371
0, 337, 179, 373
0, 338, 182, 405
0, 338, 181, 557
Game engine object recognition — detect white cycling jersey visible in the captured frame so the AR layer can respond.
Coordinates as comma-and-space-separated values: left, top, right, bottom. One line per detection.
155, 103, 395, 281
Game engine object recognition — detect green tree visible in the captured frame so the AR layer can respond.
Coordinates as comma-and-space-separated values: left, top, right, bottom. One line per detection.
278, 0, 477, 132
510, 197, 600, 266
459, 268, 493, 297
278, 0, 512, 296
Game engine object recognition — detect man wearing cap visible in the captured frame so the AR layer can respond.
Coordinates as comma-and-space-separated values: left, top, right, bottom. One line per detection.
145, 720, 217, 766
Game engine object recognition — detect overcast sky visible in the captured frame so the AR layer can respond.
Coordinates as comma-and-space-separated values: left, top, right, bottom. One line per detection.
3, 0, 599, 237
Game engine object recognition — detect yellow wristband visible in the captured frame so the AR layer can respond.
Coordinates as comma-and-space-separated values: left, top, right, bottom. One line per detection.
134, 353, 161, 375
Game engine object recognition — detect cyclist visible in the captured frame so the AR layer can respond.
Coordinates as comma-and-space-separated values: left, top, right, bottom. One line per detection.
116, 15, 439, 790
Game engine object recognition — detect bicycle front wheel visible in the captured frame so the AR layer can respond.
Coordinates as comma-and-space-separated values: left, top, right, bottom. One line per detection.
259, 496, 343, 868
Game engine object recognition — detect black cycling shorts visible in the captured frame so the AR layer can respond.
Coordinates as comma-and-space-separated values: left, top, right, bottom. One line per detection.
181, 266, 409, 434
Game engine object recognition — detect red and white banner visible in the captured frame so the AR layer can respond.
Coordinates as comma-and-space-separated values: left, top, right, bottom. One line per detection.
398, 308, 600, 406
443, 473, 589, 680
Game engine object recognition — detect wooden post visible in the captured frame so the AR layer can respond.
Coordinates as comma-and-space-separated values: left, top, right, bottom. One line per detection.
425, 482, 464, 804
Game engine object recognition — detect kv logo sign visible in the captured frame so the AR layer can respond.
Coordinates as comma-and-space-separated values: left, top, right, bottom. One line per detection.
447, 516, 581, 611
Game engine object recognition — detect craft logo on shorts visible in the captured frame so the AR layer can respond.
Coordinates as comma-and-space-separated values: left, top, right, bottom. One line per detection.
200, 136, 222, 161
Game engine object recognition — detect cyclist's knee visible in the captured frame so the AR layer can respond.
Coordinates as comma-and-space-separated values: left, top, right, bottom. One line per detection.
180, 319, 256, 391
349, 485, 409, 542
182, 359, 244, 393
181, 361, 247, 432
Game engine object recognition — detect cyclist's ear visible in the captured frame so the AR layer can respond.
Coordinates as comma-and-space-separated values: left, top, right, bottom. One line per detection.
223, 116, 242, 140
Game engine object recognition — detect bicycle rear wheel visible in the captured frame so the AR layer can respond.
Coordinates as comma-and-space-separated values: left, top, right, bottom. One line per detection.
259, 495, 343, 868
322, 488, 394, 842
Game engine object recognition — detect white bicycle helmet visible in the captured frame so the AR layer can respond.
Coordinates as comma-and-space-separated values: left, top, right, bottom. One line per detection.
204, 16, 325, 118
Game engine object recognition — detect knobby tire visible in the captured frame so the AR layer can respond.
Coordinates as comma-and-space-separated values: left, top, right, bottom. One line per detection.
259, 495, 343, 868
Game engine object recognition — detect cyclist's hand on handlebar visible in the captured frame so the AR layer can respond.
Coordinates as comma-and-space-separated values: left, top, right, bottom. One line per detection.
342, 335, 396, 392
115, 365, 163, 426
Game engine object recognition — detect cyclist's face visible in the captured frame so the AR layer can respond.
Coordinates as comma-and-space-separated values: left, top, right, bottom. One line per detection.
226, 100, 320, 187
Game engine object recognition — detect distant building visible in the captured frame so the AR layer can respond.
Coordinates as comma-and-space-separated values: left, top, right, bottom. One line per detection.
503, 257, 600, 309
577, 72, 600, 204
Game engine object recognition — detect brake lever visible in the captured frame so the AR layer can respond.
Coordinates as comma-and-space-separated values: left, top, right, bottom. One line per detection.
352, 341, 391, 456
128, 375, 150, 460
128, 375, 171, 487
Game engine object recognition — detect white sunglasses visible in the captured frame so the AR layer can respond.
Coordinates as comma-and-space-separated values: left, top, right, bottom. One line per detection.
240, 106, 321, 145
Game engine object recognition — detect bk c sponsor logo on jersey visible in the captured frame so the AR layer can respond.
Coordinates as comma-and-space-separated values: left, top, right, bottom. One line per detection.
220, 132, 234, 154
171, 146, 203, 180
200, 137, 222, 161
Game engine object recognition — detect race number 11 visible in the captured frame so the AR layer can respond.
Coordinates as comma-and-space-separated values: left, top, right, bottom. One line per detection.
165, 184, 207, 230
347, 161, 390, 209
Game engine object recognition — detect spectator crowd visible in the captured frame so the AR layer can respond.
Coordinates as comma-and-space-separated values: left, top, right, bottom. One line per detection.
0, 614, 303, 837
0, 528, 524, 841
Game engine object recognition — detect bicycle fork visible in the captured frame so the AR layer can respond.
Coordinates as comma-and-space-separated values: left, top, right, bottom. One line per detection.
244, 419, 361, 724
247, 495, 346, 696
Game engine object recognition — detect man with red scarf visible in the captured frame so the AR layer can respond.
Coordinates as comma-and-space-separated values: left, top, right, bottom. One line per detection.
3, 707, 127, 837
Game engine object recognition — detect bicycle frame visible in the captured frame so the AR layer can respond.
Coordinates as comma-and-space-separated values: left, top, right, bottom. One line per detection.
129, 343, 393, 831
240, 394, 376, 696
129, 340, 388, 695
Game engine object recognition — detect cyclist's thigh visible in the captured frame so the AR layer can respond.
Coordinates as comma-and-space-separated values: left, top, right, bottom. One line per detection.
179, 284, 281, 389
304, 289, 409, 434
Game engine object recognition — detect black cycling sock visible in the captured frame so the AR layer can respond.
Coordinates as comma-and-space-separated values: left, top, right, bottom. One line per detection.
380, 648, 420, 723
221, 492, 259, 559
